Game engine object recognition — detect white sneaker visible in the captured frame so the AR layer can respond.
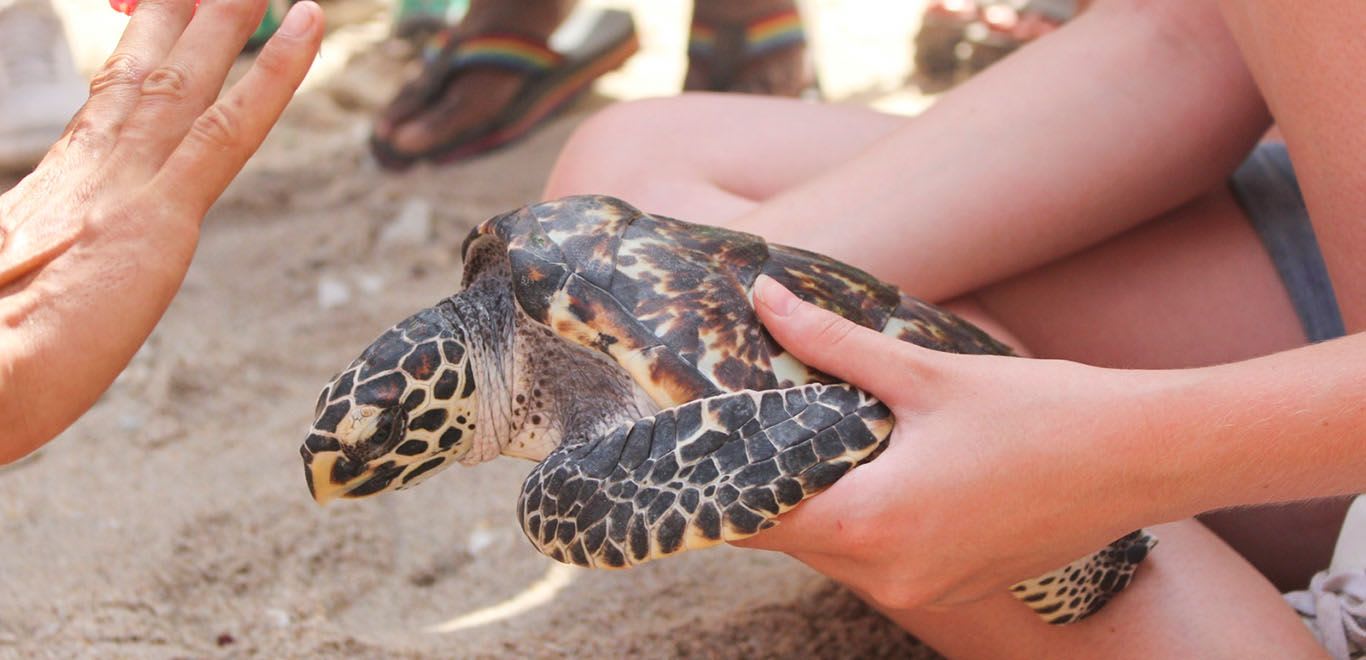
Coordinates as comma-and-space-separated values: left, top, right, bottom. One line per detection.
0, 0, 87, 172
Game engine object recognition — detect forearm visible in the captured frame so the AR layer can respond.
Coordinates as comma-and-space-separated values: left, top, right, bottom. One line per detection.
0, 210, 199, 463
734, 0, 1269, 301
1135, 334, 1366, 520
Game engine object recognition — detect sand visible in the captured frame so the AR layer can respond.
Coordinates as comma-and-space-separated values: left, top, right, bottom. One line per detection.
0, 1, 943, 657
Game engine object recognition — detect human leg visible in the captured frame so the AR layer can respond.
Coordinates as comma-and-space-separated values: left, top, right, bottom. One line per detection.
962, 186, 1302, 369
867, 520, 1322, 658
550, 98, 1307, 366
551, 0, 1274, 304
543, 93, 905, 221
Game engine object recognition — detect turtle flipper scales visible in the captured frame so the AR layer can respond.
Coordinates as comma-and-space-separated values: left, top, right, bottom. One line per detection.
1011, 530, 1157, 624
515, 384, 892, 568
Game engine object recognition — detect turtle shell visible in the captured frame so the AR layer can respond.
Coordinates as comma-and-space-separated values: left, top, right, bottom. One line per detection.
459, 195, 1012, 409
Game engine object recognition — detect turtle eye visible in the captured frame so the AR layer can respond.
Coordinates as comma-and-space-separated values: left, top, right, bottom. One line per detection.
364, 407, 406, 459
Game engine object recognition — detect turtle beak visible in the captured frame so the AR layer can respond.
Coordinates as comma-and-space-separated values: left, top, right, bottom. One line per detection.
303, 445, 405, 504
305, 451, 351, 505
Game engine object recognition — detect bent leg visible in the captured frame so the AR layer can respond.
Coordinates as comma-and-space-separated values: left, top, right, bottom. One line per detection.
543, 93, 905, 223
966, 183, 1304, 369
868, 520, 1323, 658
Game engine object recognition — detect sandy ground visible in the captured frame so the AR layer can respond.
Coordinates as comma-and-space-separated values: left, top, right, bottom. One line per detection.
1, 1, 947, 657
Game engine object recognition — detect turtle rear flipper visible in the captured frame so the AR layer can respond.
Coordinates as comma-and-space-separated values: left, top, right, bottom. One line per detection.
516, 384, 891, 568
1012, 530, 1157, 624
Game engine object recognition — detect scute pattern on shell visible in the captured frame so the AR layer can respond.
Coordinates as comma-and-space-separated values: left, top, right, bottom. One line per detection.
465, 195, 1013, 405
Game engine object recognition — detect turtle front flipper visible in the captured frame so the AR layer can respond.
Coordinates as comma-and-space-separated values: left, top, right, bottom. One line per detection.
517, 381, 1154, 626
515, 383, 892, 568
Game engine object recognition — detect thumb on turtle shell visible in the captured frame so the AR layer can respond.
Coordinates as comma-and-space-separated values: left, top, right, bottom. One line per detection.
753, 275, 934, 402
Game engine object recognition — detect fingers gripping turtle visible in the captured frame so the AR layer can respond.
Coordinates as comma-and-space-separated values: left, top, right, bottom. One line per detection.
302, 194, 1154, 626
518, 384, 891, 567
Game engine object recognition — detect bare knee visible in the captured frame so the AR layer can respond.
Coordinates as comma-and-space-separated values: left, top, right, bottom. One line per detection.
545, 97, 706, 201
545, 95, 764, 222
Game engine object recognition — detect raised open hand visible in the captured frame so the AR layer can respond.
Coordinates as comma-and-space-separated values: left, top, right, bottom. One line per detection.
0, 0, 324, 460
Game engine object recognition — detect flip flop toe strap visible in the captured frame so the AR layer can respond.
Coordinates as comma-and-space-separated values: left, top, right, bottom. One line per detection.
424, 32, 564, 75
742, 8, 805, 58
688, 7, 806, 60
451, 34, 564, 72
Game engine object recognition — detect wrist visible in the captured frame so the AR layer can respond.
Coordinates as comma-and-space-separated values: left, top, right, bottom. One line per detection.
1087, 366, 1216, 525
1115, 352, 1357, 522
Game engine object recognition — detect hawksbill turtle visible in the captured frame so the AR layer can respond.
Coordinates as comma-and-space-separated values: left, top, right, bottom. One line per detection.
301, 195, 1154, 624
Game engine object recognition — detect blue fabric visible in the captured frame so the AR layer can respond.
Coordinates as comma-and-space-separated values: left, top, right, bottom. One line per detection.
1229, 142, 1346, 343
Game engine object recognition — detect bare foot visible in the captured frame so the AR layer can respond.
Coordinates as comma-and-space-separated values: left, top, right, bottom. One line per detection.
374, 0, 573, 158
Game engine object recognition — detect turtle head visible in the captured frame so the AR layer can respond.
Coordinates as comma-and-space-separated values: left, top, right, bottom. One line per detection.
301, 306, 479, 504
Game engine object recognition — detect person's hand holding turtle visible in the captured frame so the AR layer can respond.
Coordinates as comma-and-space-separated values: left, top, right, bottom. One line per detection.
737, 275, 1170, 613
744, 267, 1366, 655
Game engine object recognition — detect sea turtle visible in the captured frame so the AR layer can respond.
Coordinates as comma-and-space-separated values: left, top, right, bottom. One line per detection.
301, 195, 1154, 624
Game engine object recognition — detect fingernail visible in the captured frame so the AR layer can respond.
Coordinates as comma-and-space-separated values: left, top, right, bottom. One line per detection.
755, 275, 800, 317
277, 1, 315, 37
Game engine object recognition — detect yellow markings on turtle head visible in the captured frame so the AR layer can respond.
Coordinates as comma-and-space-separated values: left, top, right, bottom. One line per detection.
335, 405, 381, 447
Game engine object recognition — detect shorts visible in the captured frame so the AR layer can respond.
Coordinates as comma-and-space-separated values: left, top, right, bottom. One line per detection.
1228, 142, 1345, 343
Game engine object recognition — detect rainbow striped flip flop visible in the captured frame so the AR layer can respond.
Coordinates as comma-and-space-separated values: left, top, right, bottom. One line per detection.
686, 7, 817, 98
371, 9, 638, 170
